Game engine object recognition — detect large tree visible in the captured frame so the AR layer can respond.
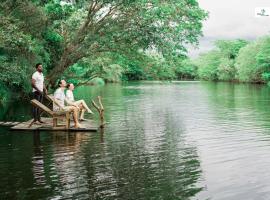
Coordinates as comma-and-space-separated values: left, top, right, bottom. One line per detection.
1, 0, 207, 87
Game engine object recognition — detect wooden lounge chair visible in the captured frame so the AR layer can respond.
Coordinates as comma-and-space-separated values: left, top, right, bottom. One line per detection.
45, 94, 60, 108
29, 99, 71, 129
46, 94, 81, 121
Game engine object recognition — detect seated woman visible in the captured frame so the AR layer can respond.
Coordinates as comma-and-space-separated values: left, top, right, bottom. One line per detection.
54, 80, 82, 128
66, 83, 93, 121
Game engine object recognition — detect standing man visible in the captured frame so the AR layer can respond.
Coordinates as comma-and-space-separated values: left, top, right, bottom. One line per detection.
31, 63, 47, 124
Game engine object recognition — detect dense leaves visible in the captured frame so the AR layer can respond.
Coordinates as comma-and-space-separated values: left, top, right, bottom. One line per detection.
195, 39, 249, 82
195, 36, 270, 85
0, 0, 207, 104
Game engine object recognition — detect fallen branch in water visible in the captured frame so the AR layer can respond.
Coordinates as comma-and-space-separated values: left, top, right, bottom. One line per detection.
92, 96, 105, 128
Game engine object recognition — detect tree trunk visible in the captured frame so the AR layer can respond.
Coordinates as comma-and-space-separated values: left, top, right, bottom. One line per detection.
46, 46, 83, 88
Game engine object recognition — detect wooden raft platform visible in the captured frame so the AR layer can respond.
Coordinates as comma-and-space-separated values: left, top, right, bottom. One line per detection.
5, 117, 98, 132
0, 122, 20, 126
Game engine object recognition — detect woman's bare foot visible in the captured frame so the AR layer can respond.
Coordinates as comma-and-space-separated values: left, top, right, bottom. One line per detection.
87, 109, 93, 114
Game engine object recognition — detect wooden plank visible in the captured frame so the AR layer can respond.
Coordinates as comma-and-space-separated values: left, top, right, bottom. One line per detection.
11, 122, 20, 125
2, 122, 13, 126
11, 127, 37, 130
0, 122, 22, 126
31, 99, 53, 116
46, 95, 62, 108
9, 117, 98, 132
11, 126, 98, 131
69, 128, 98, 132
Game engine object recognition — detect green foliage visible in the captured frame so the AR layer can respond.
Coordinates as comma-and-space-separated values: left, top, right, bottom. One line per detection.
44, 0, 207, 83
215, 39, 248, 59
215, 39, 248, 81
90, 78, 105, 85
195, 50, 220, 81
194, 36, 270, 85
146, 60, 176, 80
217, 57, 235, 81
45, 2, 74, 20
0, 9, 49, 103
64, 51, 199, 85
195, 39, 249, 82
174, 58, 198, 79
64, 53, 124, 85
0, 85, 10, 106
0, 0, 207, 102
235, 41, 262, 82
262, 72, 270, 82
235, 36, 270, 83
256, 37, 270, 83
123, 63, 145, 81
44, 29, 63, 43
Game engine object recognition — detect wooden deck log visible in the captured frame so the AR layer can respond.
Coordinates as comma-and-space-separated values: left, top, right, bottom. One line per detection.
11, 117, 98, 131
11, 122, 20, 125
0, 122, 20, 126
3, 122, 13, 126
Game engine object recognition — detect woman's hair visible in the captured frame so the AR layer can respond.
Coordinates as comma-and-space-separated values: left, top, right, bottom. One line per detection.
66, 83, 72, 89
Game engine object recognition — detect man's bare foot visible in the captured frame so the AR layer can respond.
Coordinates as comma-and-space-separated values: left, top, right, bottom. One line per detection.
79, 118, 87, 121
33, 121, 42, 125
28, 120, 39, 127
74, 123, 83, 128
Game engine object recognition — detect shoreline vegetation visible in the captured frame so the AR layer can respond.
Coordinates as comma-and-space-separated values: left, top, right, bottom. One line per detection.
0, 0, 207, 105
1, 1, 270, 107
193, 36, 270, 86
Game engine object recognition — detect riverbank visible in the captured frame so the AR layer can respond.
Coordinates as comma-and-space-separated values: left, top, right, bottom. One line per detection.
192, 37, 270, 85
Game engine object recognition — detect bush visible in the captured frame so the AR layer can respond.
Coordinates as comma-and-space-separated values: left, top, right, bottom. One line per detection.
196, 50, 221, 81
235, 36, 270, 83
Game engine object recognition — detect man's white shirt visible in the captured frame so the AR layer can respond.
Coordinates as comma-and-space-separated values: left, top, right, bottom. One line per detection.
32, 71, 44, 92
53, 88, 65, 111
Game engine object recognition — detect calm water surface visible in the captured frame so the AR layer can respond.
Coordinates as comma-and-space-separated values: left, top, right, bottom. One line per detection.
1, 81, 270, 199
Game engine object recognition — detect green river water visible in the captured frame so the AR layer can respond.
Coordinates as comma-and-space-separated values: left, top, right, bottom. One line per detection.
1, 81, 270, 200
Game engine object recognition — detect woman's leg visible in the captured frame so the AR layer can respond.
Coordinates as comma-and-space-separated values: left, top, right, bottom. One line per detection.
80, 108, 86, 120
75, 100, 93, 113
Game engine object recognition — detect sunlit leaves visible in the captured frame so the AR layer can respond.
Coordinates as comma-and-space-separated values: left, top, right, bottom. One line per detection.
0, 0, 207, 101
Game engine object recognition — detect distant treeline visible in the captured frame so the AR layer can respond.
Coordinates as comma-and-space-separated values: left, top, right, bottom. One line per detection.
193, 36, 270, 85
